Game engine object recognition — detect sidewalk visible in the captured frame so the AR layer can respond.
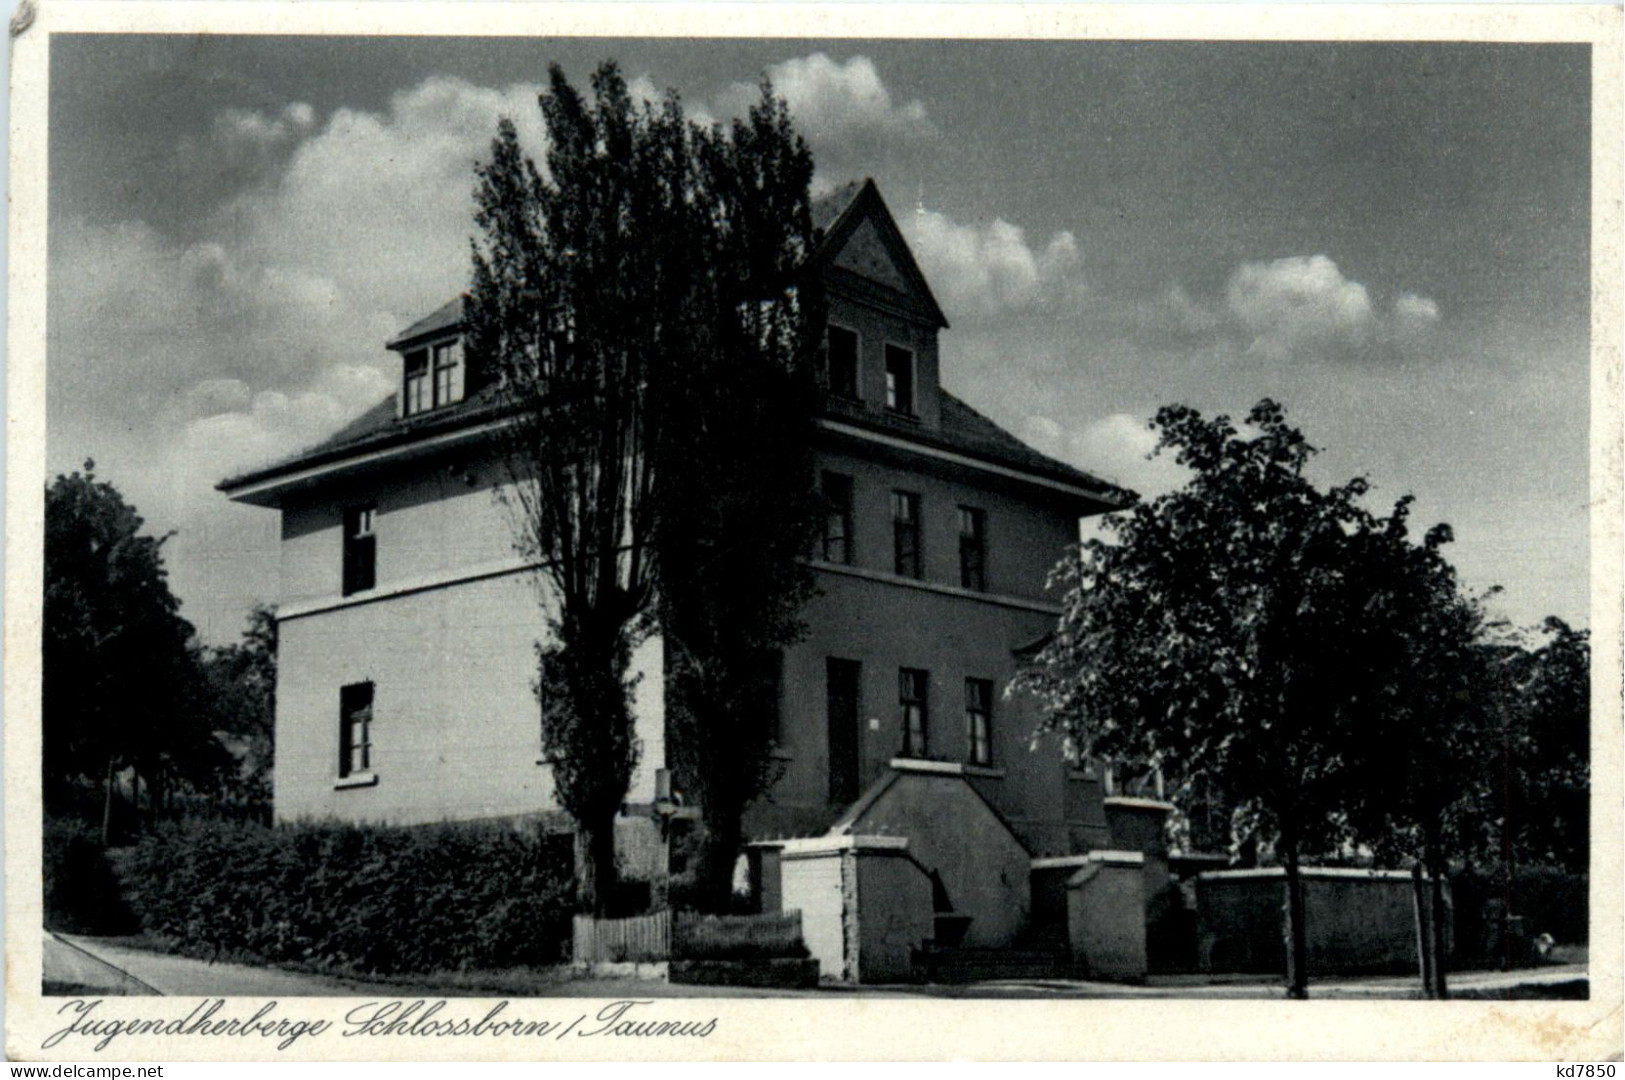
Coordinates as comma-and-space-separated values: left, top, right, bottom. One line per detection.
45, 932, 1587, 1000
47, 934, 414, 998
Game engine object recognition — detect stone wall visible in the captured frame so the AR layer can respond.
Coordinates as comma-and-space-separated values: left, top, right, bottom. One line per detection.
1196, 868, 1451, 975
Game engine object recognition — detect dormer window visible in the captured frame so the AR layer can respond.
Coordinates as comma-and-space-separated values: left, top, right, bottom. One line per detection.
403, 339, 464, 416
885, 344, 915, 415
404, 350, 430, 415
433, 341, 464, 405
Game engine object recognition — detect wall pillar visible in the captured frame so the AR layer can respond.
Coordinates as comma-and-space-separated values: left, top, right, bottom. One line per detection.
779, 835, 933, 983
1066, 850, 1148, 981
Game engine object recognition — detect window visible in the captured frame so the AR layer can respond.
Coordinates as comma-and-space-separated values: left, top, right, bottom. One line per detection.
403, 349, 430, 416
339, 682, 374, 778
342, 505, 376, 595
885, 344, 915, 415
892, 490, 921, 578
432, 341, 464, 407
826, 658, 862, 804
404, 340, 463, 415
899, 668, 929, 758
821, 472, 854, 564
959, 506, 987, 591
757, 650, 785, 745
965, 678, 993, 766
827, 325, 859, 399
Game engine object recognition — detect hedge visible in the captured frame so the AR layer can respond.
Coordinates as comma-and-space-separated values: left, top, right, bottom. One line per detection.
44, 817, 138, 935
117, 818, 574, 975
1453, 865, 1589, 964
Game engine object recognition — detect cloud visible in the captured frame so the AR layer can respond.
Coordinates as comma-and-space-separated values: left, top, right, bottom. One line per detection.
178, 363, 394, 481
216, 76, 551, 327
905, 209, 1085, 317
215, 102, 316, 151
713, 53, 933, 190
1222, 254, 1440, 361
49, 75, 565, 639
1067, 412, 1191, 499
1392, 291, 1442, 340
723, 53, 932, 145
1226, 254, 1376, 359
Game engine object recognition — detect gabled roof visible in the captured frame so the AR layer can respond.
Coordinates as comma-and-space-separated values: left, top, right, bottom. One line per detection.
220, 376, 1132, 511
811, 179, 865, 235
808, 177, 949, 330
220, 178, 1131, 509
819, 389, 1131, 506
217, 383, 514, 497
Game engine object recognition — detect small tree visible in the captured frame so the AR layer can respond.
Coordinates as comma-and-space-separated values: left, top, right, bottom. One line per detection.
202, 603, 278, 803
44, 461, 223, 838
1015, 400, 1454, 998
654, 87, 824, 910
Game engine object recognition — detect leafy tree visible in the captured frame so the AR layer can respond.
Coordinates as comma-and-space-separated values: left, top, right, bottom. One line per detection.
44, 461, 224, 838
653, 89, 823, 911
1500, 617, 1590, 872
201, 603, 278, 802
1340, 504, 1497, 998
1015, 400, 1460, 998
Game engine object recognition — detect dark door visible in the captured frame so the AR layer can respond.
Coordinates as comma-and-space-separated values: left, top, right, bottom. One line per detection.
826, 658, 862, 805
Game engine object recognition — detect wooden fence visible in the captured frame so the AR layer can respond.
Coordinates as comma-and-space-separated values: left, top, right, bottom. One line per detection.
674, 910, 805, 959
573, 910, 672, 963
572, 909, 805, 963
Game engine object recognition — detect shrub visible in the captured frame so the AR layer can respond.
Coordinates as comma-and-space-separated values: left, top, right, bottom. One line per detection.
43, 817, 138, 935
117, 818, 573, 975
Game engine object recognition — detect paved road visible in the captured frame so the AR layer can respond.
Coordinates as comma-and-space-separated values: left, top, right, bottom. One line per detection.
43, 933, 1587, 1000
47, 934, 415, 998
42, 933, 157, 995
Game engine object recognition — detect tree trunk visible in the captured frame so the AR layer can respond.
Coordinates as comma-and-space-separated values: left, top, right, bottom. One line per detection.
1281, 838, 1310, 999
575, 811, 619, 916
692, 811, 744, 914
1427, 838, 1451, 1000
1411, 862, 1437, 998
100, 754, 116, 847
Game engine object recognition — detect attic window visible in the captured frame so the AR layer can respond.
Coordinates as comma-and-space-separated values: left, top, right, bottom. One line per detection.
403, 340, 464, 416
885, 344, 915, 416
404, 350, 430, 415
827, 325, 859, 399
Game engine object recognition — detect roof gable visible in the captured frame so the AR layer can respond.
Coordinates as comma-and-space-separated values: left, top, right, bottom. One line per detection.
811, 178, 948, 330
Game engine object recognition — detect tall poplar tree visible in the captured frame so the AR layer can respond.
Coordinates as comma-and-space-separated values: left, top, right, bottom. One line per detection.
466, 63, 819, 913
654, 89, 823, 911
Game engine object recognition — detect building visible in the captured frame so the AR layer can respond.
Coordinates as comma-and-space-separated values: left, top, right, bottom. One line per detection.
219, 179, 1172, 975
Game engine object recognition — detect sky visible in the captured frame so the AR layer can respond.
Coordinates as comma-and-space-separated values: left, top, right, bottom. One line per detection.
46, 37, 1592, 644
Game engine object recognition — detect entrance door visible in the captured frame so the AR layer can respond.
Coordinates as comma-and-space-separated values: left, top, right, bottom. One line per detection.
826, 658, 862, 805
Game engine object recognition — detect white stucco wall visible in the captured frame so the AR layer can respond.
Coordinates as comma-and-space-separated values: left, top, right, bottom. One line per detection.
273, 542, 666, 826
780, 851, 847, 980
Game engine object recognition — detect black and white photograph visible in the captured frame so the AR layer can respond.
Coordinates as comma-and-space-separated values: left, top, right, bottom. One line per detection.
7, 1, 1622, 1064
